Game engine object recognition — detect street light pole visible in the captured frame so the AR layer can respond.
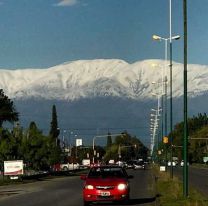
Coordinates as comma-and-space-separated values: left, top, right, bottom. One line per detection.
151, 73, 164, 145
169, 0, 174, 179
152, 36, 168, 170
151, 108, 161, 150
151, 92, 161, 154
164, 39, 168, 142
152, 33, 180, 172
183, 0, 188, 197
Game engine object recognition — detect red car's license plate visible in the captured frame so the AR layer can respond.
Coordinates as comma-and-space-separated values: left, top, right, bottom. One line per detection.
100, 191, 110, 196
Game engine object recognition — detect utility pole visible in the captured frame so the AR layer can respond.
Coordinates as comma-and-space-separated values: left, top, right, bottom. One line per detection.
183, 0, 188, 197
169, 0, 174, 179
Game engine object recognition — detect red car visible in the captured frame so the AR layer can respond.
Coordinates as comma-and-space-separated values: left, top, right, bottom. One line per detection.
80, 165, 133, 206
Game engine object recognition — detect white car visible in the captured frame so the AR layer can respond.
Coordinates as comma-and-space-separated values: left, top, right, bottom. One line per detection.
180, 160, 189, 166
133, 161, 145, 170
116, 161, 125, 167
167, 161, 176, 166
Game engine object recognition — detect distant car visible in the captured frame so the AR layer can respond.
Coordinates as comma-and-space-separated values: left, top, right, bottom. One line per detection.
60, 163, 79, 171
80, 165, 133, 206
108, 159, 115, 165
180, 160, 189, 166
180, 161, 184, 166
167, 161, 176, 167
133, 161, 145, 170
115, 161, 124, 167
126, 160, 135, 169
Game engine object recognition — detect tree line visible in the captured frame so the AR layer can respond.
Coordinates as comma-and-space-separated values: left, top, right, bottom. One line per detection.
104, 131, 149, 162
172, 113, 208, 163
156, 113, 208, 164
0, 89, 149, 171
0, 89, 61, 171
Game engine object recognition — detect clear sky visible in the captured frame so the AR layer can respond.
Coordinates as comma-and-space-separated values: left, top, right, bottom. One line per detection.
0, 0, 207, 69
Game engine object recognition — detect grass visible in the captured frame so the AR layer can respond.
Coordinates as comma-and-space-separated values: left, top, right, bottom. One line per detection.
153, 166, 208, 206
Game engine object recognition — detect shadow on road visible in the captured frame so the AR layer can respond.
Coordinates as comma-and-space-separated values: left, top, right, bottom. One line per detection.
89, 196, 156, 205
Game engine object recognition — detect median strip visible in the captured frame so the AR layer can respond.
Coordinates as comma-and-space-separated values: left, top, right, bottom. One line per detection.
153, 165, 208, 206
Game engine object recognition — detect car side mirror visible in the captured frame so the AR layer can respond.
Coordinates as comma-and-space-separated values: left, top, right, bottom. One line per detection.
80, 174, 87, 180
128, 175, 133, 179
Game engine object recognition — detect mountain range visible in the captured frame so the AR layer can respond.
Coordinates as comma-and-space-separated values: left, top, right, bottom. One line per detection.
1, 59, 208, 146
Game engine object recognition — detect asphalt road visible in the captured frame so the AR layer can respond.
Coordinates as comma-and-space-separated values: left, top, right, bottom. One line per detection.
0, 168, 156, 206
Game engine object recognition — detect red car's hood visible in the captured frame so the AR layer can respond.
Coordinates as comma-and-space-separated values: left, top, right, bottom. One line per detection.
85, 177, 127, 186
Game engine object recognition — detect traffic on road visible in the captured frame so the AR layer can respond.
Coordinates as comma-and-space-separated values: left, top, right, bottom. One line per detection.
0, 165, 156, 206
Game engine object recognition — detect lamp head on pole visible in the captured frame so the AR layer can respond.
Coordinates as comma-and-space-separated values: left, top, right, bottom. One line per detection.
152, 35, 162, 41
171, 35, 180, 40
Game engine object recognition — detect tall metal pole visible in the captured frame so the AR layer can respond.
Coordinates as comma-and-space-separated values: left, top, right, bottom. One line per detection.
161, 96, 164, 143
92, 136, 96, 164
164, 39, 168, 139
153, 35, 179, 157
164, 39, 168, 171
169, 0, 174, 179
183, 0, 188, 197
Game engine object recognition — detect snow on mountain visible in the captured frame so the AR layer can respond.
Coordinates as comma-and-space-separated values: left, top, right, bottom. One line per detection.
0, 59, 208, 100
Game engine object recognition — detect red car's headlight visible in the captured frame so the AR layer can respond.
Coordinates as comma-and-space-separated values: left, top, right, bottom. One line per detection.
117, 183, 127, 190
85, 184, 94, 190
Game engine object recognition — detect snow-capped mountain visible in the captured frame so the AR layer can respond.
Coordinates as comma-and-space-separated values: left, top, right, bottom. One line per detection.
2, 59, 208, 146
1, 59, 208, 100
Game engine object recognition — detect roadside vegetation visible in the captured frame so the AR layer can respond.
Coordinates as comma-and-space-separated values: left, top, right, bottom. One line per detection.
154, 166, 208, 206
0, 89, 62, 172
172, 113, 208, 164
154, 113, 208, 165
0, 89, 149, 174
104, 131, 149, 162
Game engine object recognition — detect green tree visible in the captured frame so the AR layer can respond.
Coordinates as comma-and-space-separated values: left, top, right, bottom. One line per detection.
47, 139, 62, 167
0, 120, 62, 170
104, 144, 119, 161
20, 122, 48, 170
168, 113, 208, 163
106, 132, 112, 148
115, 131, 131, 145
104, 131, 149, 162
189, 126, 208, 163
0, 129, 18, 161
0, 89, 18, 127
20, 121, 61, 170
49, 105, 60, 140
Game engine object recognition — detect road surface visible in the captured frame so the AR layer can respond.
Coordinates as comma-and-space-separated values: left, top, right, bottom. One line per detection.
0, 168, 156, 206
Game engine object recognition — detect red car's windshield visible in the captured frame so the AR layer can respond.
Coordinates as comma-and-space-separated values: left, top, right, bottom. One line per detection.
88, 167, 126, 178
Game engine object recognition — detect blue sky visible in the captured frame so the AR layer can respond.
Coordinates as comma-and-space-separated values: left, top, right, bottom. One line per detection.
0, 0, 207, 69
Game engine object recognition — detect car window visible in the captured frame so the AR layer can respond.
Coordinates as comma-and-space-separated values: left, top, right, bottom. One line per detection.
88, 167, 126, 178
